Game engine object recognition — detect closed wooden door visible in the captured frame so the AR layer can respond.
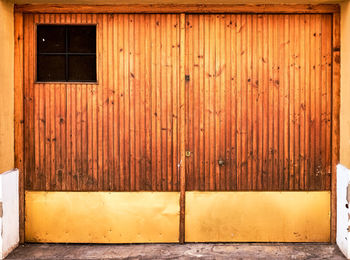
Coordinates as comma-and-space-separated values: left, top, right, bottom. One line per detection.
23, 13, 182, 192
22, 11, 336, 244
24, 13, 333, 192
185, 14, 333, 191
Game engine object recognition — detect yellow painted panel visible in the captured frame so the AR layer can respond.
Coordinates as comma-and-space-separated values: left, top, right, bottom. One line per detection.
185, 191, 330, 242
25, 191, 180, 243
0, 0, 14, 173
341, 1, 350, 169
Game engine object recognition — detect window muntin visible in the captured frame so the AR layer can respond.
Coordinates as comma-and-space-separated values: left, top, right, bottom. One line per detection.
37, 25, 96, 82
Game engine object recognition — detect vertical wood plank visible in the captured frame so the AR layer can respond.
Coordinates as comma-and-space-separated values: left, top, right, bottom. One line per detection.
247, 14, 253, 190
236, 14, 242, 190
252, 14, 258, 190
331, 11, 340, 244
113, 14, 120, 190
138, 14, 145, 190
299, 14, 306, 190
33, 14, 40, 191
315, 14, 322, 189
198, 14, 205, 191
267, 14, 274, 190
241, 14, 248, 190
97, 14, 103, 191
144, 14, 152, 190
277, 14, 284, 190
14, 10, 24, 243
179, 13, 186, 243
155, 14, 161, 191
325, 14, 333, 191
230, 14, 237, 191
150, 14, 157, 191
204, 14, 210, 190
305, 14, 311, 190
262, 14, 269, 190
225, 15, 232, 191
25, 14, 34, 191
294, 14, 300, 190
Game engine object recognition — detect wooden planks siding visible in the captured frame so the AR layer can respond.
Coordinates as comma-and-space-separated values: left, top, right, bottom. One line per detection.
23, 13, 334, 192
24, 13, 181, 191
185, 14, 333, 191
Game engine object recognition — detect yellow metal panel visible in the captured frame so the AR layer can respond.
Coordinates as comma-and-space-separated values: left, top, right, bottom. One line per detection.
25, 191, 180, 243
185, 191, 330, 242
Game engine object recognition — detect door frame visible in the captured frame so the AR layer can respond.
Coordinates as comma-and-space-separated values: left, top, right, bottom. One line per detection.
14, 3, 340, 243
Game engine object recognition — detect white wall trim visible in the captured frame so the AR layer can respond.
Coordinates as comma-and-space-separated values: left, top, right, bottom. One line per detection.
337, 164, 350, 259
0, 169, 19, 259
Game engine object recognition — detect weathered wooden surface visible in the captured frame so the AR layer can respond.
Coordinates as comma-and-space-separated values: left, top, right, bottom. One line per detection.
23, 13, 334, 192
15, 4, 340, 14
24, 13, 181, 191
185, 14, 333, 191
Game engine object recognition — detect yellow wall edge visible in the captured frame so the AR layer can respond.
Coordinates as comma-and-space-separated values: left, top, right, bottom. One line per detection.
0, 0, 14, 174
341, 1, 350, 169
25, 191, 180, 243
186, 191, 330, 242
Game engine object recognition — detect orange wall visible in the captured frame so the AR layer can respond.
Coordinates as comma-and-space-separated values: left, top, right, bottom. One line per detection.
341, 1, 350, 169
0, 0, 14, 173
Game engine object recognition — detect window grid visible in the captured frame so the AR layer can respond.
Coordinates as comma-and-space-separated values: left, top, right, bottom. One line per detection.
37, 25, 96, 82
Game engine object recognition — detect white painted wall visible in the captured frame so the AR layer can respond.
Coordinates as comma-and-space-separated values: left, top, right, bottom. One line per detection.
337, 164, 350, 259
0, 170, 19, 259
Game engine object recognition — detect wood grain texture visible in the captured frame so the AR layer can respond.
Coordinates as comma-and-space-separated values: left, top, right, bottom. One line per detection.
179, 13, 186, 244
331, 12, 340, 244
23, 13, 181, 191
185, 14, 333, 191
14, 11, 25, 243
23, 13, 335, 192
15, 4, 340, 14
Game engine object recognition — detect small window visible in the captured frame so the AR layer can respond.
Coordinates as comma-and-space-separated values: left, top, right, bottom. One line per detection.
37, 25, 96, 82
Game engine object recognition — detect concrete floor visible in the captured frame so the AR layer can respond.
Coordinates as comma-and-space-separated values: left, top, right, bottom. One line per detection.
6, 243, 346, 260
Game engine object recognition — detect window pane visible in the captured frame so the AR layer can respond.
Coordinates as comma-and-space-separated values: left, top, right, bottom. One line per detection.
37, 55, 66, 81
68, 55, 96, 81
37, 25, 66, 53
68, 26, 96, 53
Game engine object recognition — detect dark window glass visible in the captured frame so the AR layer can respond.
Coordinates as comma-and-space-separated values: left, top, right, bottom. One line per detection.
68, 26, 96, 53
37, 55, 66, 81
68, 55, 96, 81
37, 25, 96, 82
37, 26, 66, 53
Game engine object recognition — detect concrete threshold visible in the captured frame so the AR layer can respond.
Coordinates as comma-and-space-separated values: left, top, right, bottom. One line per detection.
6, 243, 346, 260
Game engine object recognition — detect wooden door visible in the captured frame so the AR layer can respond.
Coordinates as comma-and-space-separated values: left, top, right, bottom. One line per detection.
23, 13, 181, 192
24, 13, 334, 192
21, 10, 336, 244
185, 14, 333, 191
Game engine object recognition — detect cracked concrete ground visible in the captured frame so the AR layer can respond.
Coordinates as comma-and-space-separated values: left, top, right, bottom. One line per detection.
6, 243, 346, 260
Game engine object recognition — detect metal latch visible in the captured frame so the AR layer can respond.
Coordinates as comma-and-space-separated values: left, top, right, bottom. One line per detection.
185, 75, 190, 82
185, 151, 191, 157
218, 159, 225, 166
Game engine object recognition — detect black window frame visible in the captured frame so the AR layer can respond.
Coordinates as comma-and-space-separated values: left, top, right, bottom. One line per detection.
36, 24, 97, 83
